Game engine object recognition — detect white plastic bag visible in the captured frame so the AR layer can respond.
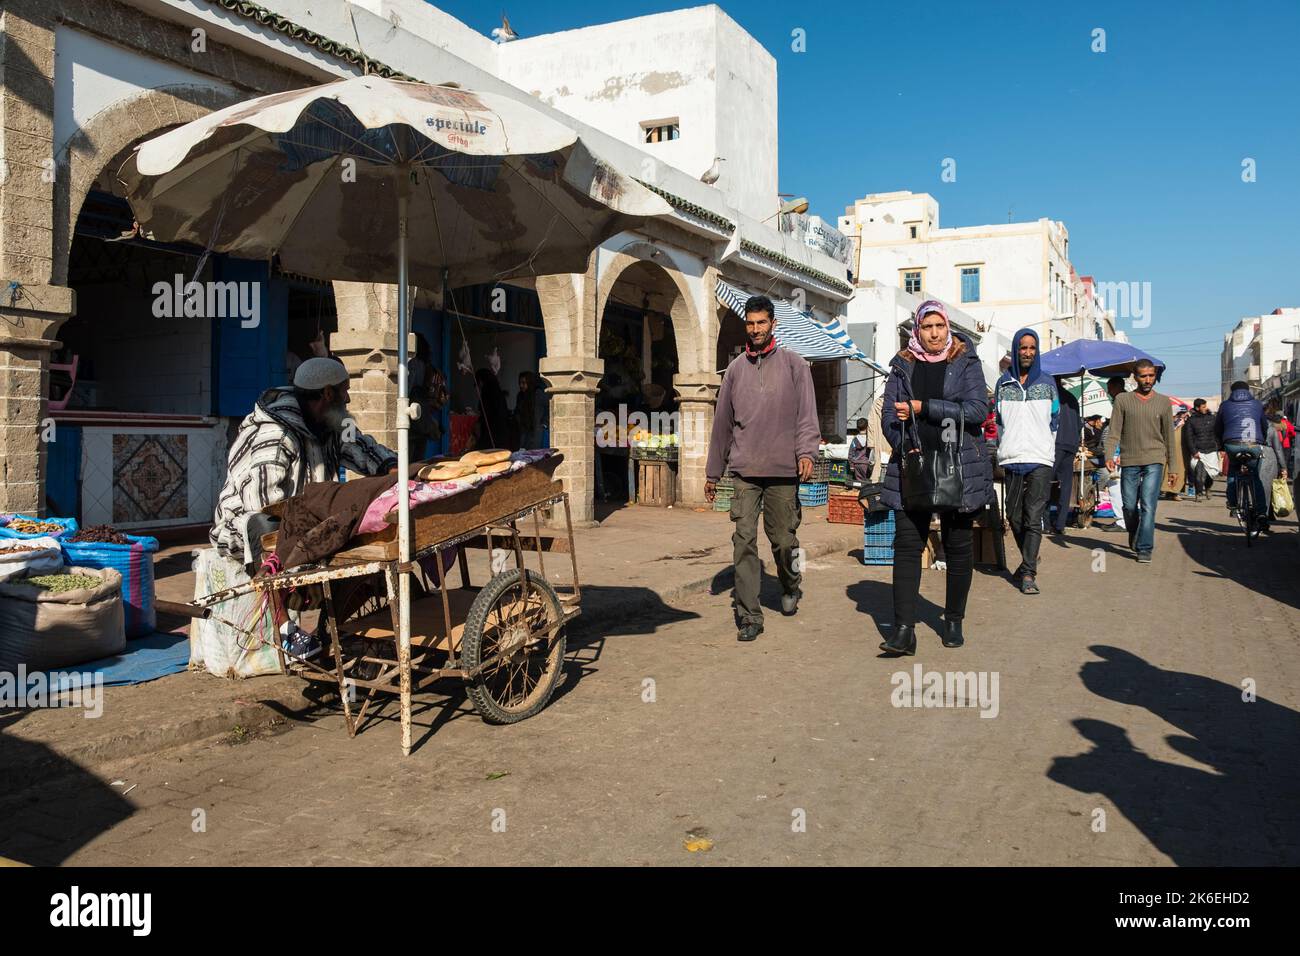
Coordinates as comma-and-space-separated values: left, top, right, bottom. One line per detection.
0, 536, 64, 583
1106, 478, 1127, 529
1193, 451, 1222, 479
190, 548, 283, 678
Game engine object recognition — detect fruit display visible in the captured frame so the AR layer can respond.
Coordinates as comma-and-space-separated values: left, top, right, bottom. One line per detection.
629, 429, 681, 449
68, 524, 132, 545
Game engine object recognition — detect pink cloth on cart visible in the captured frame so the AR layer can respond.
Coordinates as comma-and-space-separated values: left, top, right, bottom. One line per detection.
356, 449, 554, 535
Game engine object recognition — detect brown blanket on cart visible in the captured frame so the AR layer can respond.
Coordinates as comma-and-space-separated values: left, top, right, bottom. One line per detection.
274, 472, 398, 569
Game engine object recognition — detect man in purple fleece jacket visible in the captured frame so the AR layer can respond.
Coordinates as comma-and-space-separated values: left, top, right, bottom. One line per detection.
705, 295, 819, 642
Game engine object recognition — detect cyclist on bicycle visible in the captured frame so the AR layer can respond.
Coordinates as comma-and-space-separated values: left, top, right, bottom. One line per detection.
1215, 381, 1269, 526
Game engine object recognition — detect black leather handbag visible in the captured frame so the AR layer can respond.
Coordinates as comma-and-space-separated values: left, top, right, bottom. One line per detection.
857, 481, 890, 513
900, 407, 965, 511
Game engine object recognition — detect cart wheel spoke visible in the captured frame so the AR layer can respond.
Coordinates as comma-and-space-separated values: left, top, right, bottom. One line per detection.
462, 568, 566, 724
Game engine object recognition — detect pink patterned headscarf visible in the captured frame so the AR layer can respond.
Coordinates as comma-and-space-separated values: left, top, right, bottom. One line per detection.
908, 300, 952, 363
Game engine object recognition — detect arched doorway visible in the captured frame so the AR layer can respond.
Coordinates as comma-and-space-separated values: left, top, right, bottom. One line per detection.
591, 251, 703, 514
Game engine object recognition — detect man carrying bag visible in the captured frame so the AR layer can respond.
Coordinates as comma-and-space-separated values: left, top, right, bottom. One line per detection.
878, 301, 992, 655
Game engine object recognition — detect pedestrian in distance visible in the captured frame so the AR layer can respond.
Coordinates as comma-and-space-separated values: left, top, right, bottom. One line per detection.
1183, 398, 1220, 501
877, 300, 992, 655
848, 417, 876, 483
994, 328, 1059, 594
705, 295, 818, 643
1103, 360, 1178, 563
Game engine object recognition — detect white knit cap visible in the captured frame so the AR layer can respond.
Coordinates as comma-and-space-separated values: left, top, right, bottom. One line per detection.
293, 357, 349, 390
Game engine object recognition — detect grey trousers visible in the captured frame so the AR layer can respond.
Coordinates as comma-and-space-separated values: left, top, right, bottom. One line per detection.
730, 475, 802, 625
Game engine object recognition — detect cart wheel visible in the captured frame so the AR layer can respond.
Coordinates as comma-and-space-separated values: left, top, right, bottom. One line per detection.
462, 568, 566, 724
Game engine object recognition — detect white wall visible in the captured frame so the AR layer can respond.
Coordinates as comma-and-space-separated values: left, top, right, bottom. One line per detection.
1223, 310, 1300, 392
54, 25, 238, 157
842, 191, 1092, 350
348, 0, 498, 73
80, 277, 213, 415
496, 5, 777, 222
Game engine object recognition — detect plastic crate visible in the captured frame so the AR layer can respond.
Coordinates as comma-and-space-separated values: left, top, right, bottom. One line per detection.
862, 543, 895, 566
810, 456, 830, 483
827, 492, 862, 524
828, 459, 849, 484
713, 497, 732, 513
630, 445, 679, 461
862, 510, 896, 565
798, 482, 828, 506
864, 509, 896, 539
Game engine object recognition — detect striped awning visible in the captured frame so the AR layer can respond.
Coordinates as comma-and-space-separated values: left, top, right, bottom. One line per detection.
716, 278, 869, 364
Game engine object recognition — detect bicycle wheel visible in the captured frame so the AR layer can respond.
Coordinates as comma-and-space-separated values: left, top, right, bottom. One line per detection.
1239, 475, 1256, 546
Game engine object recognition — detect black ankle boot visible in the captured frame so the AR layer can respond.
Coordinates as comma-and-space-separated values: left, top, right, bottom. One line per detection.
880, 623, 916, 656
941, 618, 964, 648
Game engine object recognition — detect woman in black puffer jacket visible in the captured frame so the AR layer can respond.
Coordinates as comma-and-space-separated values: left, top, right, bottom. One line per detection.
879, 300, 993, 655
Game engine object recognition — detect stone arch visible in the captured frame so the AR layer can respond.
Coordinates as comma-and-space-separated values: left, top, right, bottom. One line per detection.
53, 83, 247, 286
594, 241, 704, 375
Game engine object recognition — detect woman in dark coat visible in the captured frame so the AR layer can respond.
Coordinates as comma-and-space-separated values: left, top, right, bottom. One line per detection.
879, 300, 992, 655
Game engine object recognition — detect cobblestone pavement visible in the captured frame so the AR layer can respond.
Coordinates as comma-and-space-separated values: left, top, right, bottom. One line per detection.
3, 495, 1298, 866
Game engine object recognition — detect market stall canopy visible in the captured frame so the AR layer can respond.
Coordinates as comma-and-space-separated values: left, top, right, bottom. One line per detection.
1039, 340, 1165, 378
1062, 374, 1113, 418
119, 76, 672, 288
715, 278, 885, 372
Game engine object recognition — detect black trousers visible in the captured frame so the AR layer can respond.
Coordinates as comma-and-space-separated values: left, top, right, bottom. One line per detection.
1051, 446, 1078, 533
1005, 465, 1052, 575
892, 508, 975, 625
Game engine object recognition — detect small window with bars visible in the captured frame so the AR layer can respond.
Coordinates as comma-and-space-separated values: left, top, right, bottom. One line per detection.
903, 270, 923, 295
641, 120, 680, 143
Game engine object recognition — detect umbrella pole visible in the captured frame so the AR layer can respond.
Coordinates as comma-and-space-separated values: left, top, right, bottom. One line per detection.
396, 182, 413, 757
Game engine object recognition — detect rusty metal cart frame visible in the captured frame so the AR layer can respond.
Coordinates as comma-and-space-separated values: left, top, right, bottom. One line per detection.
190, 464, 580, 755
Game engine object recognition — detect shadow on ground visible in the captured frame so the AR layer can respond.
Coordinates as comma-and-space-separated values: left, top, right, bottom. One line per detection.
0, 711, 135, 865
1168, 515, 1300, 611
1049, 645, 1300, 865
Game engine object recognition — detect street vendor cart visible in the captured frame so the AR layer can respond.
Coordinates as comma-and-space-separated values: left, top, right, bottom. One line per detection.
189, 455, 579, 755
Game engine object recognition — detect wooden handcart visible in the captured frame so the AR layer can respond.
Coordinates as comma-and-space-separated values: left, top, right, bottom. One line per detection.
189, 458, 580, 755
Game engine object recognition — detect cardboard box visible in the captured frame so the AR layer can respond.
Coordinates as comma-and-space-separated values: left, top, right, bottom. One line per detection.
920, 529, 943, 569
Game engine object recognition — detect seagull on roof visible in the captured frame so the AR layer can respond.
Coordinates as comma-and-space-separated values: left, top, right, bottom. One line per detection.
700, 156, 725, 185
491, 13, 519, 43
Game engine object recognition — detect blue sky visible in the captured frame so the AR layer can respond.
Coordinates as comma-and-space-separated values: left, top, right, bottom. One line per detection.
437, 0, 1300, 395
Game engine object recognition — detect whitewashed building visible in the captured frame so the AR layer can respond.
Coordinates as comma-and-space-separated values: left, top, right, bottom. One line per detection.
839, 191, 1113, 351
1221, 307, 1300, 397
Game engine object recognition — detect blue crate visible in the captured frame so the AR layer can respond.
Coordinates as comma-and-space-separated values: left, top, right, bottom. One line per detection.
862, 543, 894, 565
862, 509, 895, 565
798, 482, 828, 506
863, 509, 896, 538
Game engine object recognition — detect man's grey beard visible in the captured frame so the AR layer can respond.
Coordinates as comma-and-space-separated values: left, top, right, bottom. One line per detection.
322, 401, 348, 432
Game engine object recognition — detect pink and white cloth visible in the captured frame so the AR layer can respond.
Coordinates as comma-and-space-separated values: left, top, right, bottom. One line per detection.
356, 449, 555, 535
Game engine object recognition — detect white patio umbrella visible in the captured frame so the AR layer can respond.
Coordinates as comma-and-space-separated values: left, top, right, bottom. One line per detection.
120, 76, 671, 752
